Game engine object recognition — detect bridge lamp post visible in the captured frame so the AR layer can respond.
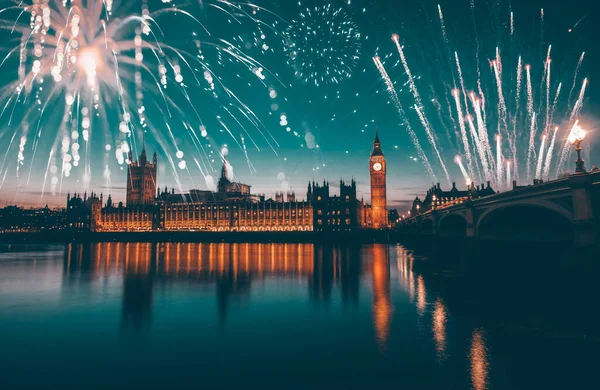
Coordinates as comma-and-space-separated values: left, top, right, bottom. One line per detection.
568, 124, 587, 173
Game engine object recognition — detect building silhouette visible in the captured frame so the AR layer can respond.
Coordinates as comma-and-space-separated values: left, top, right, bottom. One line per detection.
126, 147, 157, 206
65, 138, 390, 233
370, 132, 388, 228
307, 179, 371, 232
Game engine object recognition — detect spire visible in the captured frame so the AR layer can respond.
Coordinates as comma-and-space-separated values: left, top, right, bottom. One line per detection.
140, 146, 147, 166
153, 150, 157, 164
371, 129, 384, 156
221, 158, 228, 179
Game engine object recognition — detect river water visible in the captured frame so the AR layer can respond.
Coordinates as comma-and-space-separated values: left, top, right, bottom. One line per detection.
0, 242, 596, 389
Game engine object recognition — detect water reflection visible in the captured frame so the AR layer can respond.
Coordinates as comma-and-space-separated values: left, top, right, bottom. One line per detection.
432, 298, 447, 360
470, 329, 490, 390
2, 242, 596, 389
62, 243, 388, 337
371, 245, 393, 350
416, 275, 426, 316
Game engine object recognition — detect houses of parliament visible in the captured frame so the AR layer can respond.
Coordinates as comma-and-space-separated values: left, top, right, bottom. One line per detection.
67, 133, 389, 233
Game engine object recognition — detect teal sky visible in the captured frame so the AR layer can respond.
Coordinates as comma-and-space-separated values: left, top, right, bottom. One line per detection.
0, 0, 598, 213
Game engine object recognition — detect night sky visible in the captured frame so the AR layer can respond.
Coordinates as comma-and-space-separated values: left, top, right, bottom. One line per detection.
0, 0, 598, 213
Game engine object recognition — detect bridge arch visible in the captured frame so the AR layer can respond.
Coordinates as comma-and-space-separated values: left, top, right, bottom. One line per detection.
438, 213, 468, 237
476, 200, 573, 242
420, 218, 434, 235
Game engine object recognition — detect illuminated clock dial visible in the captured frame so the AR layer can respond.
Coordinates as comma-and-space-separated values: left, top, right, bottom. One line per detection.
373, 163, 382, 171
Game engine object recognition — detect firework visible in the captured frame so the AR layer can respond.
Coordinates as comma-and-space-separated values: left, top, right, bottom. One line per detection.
535, 135, 547, 180
543, 127, 559, 179
284, 4, 361, 86
373, 56, 436, 180
376, 4, 590, 189
454, 155, 471, 186
392, 34, 450, 184
0, 0, 282, 197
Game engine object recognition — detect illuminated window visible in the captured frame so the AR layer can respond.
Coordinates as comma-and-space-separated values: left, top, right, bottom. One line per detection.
317, 196, 322, 201
317, 210, 322, 215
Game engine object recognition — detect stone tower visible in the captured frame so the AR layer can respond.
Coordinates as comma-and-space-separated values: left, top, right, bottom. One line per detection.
370, 131, 388, 228
126, 147, 157, 206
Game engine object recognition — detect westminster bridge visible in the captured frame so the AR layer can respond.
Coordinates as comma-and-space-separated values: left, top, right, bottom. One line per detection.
397, 170, 600, 246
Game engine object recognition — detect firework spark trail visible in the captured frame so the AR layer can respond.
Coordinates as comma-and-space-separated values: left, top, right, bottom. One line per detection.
525, 65, 534, 139
438, 5, 449, 46
543, 127, 558, 179
544, 47, 551, 132
549, 82, 562, 126
392, 35, 450, 183
469, 0, 483, 103
567, 52, 585, 108
437, 4, 459, 110
492, 50, 514, 164
540, 9, 545, 51
506, 161, 511, 187
569, 78, 588, 124
496, 135, 503, 188
535, 135, 547, 179
470, 93, 495, 177
510, 56, 523, 181
452, 89, 474, 178
455, 52, 470, 118
526, 113, 537, 182
557, 78, 588, 174
466, 114, 491, 182
510, 11, 514, 36
513, 56, 523, 123
539, 46, 550, 103
373, 56, 437, 181
454, 156, 471, 186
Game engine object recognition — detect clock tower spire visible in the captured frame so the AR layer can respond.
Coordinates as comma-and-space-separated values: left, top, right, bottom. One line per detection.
370, 130, 388, 228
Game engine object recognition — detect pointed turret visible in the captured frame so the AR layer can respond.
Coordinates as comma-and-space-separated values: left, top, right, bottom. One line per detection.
221, 159, 228, 179
371, 130, 384, 156
139, 147, 147, 166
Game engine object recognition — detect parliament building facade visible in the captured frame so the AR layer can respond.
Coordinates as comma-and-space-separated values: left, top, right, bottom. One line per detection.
67, 134, 388, 233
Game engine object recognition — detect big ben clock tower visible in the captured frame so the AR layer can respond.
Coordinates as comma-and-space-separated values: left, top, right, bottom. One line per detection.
370, 131, 388, 228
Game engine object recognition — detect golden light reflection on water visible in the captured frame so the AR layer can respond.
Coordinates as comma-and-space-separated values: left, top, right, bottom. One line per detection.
432, 298, 447, 360
470, 329, 490, 390
416, 275, 426, 316
372, 245, 393, 350
58, 241, 495, 370
74, 242, 318, 277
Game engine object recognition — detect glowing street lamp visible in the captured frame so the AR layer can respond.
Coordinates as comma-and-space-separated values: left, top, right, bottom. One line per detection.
568, 123, 587, 173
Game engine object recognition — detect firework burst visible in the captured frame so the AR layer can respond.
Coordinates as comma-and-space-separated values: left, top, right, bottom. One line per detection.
284, 4, 361, 86
0, 0, 282, 197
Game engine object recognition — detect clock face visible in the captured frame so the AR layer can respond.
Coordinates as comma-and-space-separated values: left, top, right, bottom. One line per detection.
373, 163, 382, 171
